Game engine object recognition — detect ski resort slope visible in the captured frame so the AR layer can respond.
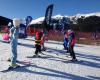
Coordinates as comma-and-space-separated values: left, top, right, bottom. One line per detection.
0, 38, 100, 80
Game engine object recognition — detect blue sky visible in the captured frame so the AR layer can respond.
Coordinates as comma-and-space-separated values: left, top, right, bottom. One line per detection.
0, 0, 100, 19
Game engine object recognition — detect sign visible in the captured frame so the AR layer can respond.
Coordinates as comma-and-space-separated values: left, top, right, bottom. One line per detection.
26, 16, 32, 26
44, 4, 54, 30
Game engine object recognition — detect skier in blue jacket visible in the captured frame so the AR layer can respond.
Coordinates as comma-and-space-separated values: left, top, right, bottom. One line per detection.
63, 32, 69, 52
9, 18, 20, 68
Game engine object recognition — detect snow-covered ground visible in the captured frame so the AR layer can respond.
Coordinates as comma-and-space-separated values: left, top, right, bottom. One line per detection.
0, 37, 100, 80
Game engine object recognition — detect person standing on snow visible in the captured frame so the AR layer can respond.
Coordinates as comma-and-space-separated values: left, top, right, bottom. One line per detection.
41, 30, 48, 51
33, 30, 42, 57
9, 18, 20, 68
63, 31, 69, 52
67, 29, 77, 61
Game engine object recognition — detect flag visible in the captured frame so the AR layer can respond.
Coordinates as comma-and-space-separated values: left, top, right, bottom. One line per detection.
44, 4, 54, 31
26, 16, 32, 26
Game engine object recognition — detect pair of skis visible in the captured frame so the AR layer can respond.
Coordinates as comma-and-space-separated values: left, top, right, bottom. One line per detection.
0, 60, 32, 72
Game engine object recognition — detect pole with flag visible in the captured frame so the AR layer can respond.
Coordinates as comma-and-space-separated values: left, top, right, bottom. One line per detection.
43, 4, 54, 32
41, 4, 54, 51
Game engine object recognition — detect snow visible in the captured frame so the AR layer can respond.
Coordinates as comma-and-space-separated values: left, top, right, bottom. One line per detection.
52, 14, 64, 19
29, 17, 44, 25
0, 37, 100, 80
29, 14, 65, 25
75, 12, 100, 18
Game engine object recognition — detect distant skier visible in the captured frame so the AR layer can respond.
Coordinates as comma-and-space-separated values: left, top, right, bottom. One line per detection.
41, 30, 48, 51
67, 29, 77, 61
9, 18, 20, 68
92, 30, 98, 40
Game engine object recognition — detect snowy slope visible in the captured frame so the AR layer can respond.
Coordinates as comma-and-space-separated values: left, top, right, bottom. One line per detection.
0, 38, 100, 80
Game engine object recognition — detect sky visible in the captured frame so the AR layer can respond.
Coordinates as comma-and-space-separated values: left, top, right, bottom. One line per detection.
0, 0, 100, 19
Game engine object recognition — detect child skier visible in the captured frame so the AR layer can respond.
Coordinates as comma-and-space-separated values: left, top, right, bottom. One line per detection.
33, 30, 42, 57
41, 31, 48, 51
63, 32, 69, 52
9, 18, 20, 68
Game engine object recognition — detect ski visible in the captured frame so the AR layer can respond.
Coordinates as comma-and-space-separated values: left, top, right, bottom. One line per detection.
0, 64, 30, 72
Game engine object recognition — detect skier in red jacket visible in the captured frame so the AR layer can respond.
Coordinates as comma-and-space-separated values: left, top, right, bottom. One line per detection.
67, 29, 77, 61
33, 31, 42, 57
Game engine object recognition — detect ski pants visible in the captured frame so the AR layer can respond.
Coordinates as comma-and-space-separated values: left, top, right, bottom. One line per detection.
10, 40, 17, 65
69, 45, 76, 59
35, 44, 41, 55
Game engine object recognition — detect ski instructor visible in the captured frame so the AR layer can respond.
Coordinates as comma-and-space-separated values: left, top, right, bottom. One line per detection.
9, 18, 20, 68
67, 29, 77, 61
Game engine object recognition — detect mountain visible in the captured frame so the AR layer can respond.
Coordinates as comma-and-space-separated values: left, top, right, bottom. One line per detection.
75, 12, 100, 18
29, 17, 44, 25
52, 14, 64, 19
29, 12, 100, 25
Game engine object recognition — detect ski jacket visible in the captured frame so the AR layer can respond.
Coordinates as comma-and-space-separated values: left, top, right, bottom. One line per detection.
35, 31, 42, 45
68, 32, 75, 46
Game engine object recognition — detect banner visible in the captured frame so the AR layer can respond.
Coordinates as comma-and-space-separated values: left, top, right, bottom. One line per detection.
26, 16, 32, 26
44, 4, 54, 30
